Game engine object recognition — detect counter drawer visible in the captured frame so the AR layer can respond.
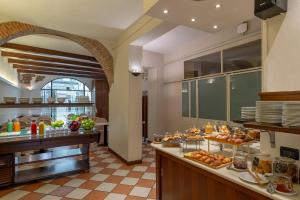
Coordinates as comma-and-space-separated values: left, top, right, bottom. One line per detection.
0, 154, 13, 168
0, 167, 13, 185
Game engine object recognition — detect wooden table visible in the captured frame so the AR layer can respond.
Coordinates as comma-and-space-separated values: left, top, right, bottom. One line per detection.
0, 130, 99, 187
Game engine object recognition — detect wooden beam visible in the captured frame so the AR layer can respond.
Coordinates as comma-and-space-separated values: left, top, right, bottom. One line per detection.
8, 59, 102, 73
1, 51, 101, 69
17, 69, 104, 79
13, 64, 103, 76
1, 43, 97, 62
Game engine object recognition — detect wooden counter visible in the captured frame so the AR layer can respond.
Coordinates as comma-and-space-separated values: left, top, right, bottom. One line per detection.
152, 144, 299, 200
0, 130, 99, 187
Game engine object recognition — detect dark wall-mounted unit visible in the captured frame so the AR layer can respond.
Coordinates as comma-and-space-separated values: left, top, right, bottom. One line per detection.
255, 0, 287, 20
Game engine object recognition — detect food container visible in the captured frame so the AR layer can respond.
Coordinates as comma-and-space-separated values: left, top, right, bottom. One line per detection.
153, 134, 164, 143
161, 132, 181, 147
273, 157, 298, 183
271, 175, 294, 193
252, 153, 272, 174
19, 98, 30, 104
47, 97, 55, 103
233, 152, 248, 170
57, 97, 66, 103
32, 97, 43, 104
3, 97, 16, 104
204, 122, 214, 134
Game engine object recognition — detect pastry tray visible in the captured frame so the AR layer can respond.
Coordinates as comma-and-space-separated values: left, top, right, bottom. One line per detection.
204, 136, 255, 146
184, 153, 232, 169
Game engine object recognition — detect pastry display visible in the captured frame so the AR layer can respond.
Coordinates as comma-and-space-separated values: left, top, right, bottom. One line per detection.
184, 150, 232, 169
205, 127, 254, 145
219, 125, 230, 134
186, 127, 201, 134
185, 135, 204, 141
162, 132, 182, 147
153, 133, 164, 143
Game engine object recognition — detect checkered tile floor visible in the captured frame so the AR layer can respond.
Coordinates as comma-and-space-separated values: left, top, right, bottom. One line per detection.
0, 145, 156, 200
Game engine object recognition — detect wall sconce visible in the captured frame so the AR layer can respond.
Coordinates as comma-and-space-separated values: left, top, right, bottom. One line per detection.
129, 65, 143, 77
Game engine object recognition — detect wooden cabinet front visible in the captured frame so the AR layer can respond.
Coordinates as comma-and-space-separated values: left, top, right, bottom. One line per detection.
156, 150, 271, 200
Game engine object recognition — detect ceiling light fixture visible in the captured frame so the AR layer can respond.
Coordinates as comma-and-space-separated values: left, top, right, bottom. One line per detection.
163, 9, 168, 14
191, 18, 196, 22
215, 4, 221, 8
213, 25, 218, 29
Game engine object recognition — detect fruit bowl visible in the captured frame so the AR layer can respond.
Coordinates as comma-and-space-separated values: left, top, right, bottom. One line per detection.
68, 120, 81, 131
51, 120, 64, 129
82, 118, 95, 131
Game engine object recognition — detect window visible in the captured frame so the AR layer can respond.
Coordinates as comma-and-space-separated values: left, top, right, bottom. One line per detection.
223, 40, 261, 72
198, 76, 227, 120
184, 52, 221, 79
41, 78, 92, 120
230, 71, 261, 121
181, 39, 262, 121
41, 78, 91, 103
182, 82, 189, 117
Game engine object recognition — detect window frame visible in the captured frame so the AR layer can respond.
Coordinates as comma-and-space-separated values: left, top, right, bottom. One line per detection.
182, 39, 262, 122
41, 78, 91, 103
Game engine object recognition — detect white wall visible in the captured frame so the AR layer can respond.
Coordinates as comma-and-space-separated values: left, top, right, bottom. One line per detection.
261, 1, 300, 159
0, 56, 20, 123
162, 20, 261, 132
0, 56, 19, 88
109, 16, 163, 162
0, 79, 21, 123
142, 50, 164, 139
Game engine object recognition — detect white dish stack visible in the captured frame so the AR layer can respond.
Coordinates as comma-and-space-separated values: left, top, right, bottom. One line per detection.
255, 101, 283, 124
282, 102, 300, 127
76, 96, 90, 103
241, 107, 256, 121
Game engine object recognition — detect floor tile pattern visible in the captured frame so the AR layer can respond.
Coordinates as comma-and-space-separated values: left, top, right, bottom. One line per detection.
0, 145, 156, 200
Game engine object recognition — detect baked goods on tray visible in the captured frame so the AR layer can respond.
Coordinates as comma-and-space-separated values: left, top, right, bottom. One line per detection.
162, 132, 183, 147
184, 150, 232, 169
205, 128, 255, 145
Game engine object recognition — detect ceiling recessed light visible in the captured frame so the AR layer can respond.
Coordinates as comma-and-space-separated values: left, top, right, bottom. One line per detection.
213, 25, 218, 29
215, 4, 221, 8
163, 9, 168, 14
191, 18, 196, 22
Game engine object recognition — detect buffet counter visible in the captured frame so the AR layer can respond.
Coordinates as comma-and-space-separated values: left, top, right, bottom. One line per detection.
151, 143, 299, 200
0, 130, 99, 187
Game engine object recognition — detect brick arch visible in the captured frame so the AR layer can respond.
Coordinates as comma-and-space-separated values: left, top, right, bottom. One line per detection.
0, 21, 113, 87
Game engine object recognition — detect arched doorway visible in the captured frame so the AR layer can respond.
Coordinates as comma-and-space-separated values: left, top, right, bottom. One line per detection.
0, 21, 114, 86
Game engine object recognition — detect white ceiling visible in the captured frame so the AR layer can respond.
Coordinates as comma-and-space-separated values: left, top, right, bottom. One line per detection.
143, 25, 210, 54
146, 0, 255, 33
0, 0, 144, 53
0, 0, 144, 40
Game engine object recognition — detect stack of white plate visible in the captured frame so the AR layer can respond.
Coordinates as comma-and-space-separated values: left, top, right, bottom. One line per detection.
282, 102, 300, 127
241, 107, 256, 120
256, 101, 283, 123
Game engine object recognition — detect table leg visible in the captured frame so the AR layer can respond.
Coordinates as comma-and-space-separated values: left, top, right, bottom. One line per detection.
104, 125, 108, 146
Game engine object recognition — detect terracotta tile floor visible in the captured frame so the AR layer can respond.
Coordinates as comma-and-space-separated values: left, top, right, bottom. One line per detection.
0, 145, 156, 200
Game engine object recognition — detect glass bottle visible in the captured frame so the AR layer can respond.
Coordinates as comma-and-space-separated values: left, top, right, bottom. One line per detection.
13, 119, 21, 132
39, 121, 45, 135
7, 120, 13, 132
31, 120, 37, 135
